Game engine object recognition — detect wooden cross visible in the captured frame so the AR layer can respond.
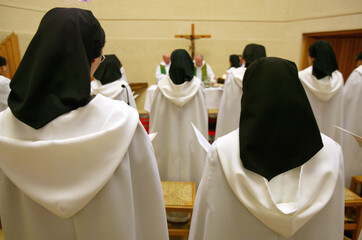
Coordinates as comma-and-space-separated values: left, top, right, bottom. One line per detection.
175, 24, 211, 59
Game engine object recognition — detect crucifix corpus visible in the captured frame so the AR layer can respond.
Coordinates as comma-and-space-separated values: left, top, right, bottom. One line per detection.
175, 24, 211, 59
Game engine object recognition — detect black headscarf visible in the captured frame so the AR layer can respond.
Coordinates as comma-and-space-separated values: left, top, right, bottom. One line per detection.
8, 8, 105, 129
308, 40, 338, 79
93, 54, 122, 85
239, 57, 323, 181
229, 54, 241, 68
242, 44, 266, 67
169, 49, 194, 85
0, 56, 6, 66
356, 51, 362, 61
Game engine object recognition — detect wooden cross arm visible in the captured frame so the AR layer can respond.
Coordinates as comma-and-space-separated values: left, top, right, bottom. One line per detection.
193, 35, 211, 39
175, 34, 193, 39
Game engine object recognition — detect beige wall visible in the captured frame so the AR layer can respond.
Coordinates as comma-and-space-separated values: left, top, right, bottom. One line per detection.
0, 0, 361, 112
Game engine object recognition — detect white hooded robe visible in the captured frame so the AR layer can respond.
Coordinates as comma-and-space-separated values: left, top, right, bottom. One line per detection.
215, 66, 246, 139
342, 65, 362, 187
149, 76, 208, 187
299, 66, 344, 145
0, 95, 168, 240
189, 129, 344, 240
91, 79, 137, 109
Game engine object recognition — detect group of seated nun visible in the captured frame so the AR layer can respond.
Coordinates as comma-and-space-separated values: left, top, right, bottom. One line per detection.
0, 6, 359, 240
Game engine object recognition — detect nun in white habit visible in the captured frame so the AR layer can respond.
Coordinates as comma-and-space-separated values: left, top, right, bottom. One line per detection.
91, 54, 137, 109
298, 40, 344, 145
215, 44, 266, 139
149, 49, 208, 187
189, 57, 344, 240
342, 51, 362, 187
0, 56, 10, 112
0, 8, 168, 240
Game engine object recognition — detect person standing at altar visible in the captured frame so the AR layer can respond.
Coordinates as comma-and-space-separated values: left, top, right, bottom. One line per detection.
155, 52, 171, 83
194, 54, 216, 87
342, 51, 362, 187
215, 44, 266, 139
92, 54, 137, 109
189, 57, 344, 240
0, 8, 168, 240
298, 40, 344, 145
0, 56, 10, 112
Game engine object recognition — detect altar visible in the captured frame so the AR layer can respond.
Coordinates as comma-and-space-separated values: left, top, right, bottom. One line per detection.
144, 84, 223, 113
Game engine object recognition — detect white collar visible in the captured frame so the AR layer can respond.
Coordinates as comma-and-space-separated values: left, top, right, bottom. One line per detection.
91, 79, 126, 100
299, 66, 343, 102
0, 95, 139, 218
231, 66, 247, 89
216, 129, 339, 237
158, 76, 201, 107
355, 65, 362, 75
160, 61, 170, 67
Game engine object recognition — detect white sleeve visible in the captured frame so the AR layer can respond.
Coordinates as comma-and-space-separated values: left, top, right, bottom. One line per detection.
207, 64, 215, 80
155, 64, 163, 83
120, 67, 127, 82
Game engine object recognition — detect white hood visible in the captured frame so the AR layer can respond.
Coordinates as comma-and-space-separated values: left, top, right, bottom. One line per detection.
231, 66, 246, 89
158, 76, 201, 107
0, 95, 139, 218
299, 66, 343, 102
355, 65, 362, 75
91, 79, 126, 100
216, 129, 339, 237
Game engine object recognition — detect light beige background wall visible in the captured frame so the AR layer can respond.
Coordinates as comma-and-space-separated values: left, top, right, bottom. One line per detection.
0, 0, 361, 112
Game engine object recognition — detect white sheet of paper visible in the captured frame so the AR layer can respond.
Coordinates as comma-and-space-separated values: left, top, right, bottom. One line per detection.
148, 132, 157, 142
191, 122, 211, 152
334, 125, 362, 147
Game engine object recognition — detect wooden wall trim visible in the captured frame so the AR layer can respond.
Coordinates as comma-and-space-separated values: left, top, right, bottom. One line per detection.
0, 32, 21, 79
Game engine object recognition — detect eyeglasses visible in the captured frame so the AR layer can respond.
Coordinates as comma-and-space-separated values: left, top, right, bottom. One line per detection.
100, 55, 106, 63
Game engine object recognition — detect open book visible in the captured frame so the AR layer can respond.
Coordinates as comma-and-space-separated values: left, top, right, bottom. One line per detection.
334, 125, 362, 147
148, 132, 157, 142
191, 122, 211, 152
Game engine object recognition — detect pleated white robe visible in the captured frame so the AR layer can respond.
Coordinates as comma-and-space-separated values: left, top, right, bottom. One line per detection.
342, 65, 362, 187
0, 95, 168, 240
215, 66, 246, 139
149, 76, 208, 187
189, 130, 344, 240
299, 66, 344, 145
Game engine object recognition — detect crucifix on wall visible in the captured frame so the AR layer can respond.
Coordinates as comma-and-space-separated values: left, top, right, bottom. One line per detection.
175, 24, 211, 59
